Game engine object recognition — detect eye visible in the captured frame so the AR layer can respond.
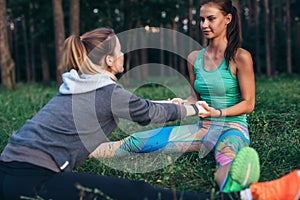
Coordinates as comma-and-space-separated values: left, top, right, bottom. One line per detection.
207, 16, 215, 21
200, 17, 205, 22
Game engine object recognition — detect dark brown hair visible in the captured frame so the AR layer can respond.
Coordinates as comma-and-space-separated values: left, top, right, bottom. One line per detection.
200, 0, 242, 68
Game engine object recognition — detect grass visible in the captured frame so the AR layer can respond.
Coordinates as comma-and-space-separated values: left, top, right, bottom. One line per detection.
0, 75, 299, 199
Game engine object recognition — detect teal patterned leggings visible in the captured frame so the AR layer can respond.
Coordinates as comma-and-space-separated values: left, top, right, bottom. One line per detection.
97, 120, 250, 167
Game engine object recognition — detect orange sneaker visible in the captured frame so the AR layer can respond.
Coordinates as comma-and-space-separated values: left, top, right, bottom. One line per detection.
240, 170, 300, 200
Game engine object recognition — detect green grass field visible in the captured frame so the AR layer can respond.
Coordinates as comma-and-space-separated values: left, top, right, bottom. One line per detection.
0, 75, 299, 199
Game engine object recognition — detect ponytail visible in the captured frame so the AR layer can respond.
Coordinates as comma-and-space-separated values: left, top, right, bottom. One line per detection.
62, 27, 117, 81
63, 35, 87, 72
225, 5, 242, 68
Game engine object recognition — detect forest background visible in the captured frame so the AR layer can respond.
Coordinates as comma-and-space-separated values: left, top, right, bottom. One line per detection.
0, 0, 300, 88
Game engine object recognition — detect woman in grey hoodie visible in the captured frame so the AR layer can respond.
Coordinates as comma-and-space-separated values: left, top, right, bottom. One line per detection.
0, 27, 207, 200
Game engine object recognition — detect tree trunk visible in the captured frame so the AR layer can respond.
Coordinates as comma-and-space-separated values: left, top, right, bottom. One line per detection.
104, 0, 113, 28
139, 29, 148, 80
172, 21, 178, 75
188, 0, 194, 38
29, 2, 36, 82
264, 0, 271, 76
297, 22, 300, 74
13, 18, 20, 82
286, 0, 292, 74
122, 0, 134, 87
247, 0, 253, 24
270, 0, 276, 75
69, 0, 80, 35
40, 42, 50, 85
254, 0, 261, 75
21, 16, 30, 82
52, 0, 65, 85
178, 35, 186, 75
0, 0, 15, 89
160, 25, 165, 77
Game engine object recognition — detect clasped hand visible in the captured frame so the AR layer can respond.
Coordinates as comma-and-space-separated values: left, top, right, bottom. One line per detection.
170, 98, 218, 118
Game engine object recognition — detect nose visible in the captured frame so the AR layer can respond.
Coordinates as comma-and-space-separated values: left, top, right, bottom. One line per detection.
201, 19, 208, 29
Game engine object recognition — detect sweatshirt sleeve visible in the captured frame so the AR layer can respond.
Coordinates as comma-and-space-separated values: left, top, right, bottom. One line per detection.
110, 84, 187, 125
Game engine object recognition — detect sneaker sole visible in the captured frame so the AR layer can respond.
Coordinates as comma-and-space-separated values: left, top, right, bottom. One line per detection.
230, 147, 260, 188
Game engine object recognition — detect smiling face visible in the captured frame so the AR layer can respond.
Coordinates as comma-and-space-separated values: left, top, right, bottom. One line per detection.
199, 3, 232, 40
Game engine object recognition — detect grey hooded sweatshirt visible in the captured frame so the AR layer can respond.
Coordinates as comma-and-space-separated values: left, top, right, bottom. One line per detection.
0, 70, 186, 172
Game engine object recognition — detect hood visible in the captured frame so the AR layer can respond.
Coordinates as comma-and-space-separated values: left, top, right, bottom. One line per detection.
59, 69, 116, 94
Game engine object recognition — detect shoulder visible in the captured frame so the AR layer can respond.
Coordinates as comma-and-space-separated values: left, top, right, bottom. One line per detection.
235, 48, 253, 64
187, 50, 201, 66
95, 83, 118, 97
234, 48, 253, 69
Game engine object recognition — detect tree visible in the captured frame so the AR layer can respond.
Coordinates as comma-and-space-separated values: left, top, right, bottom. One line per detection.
52, 0, 65, 84
0, 0, 15, 89
297, 21, 300, 74
69, 0, 80, 35
254, 0, 261, 75
3, 0, 299, 80
270, 0, 277, 74
264, 0, 272, 76
285, 0, 292, 74
20, 15, 30, 82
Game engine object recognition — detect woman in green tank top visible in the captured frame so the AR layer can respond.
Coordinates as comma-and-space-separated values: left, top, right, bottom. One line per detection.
93, 0, 259, 194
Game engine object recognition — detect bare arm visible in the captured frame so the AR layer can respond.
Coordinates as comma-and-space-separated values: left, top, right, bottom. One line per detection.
230, 48, 255, 115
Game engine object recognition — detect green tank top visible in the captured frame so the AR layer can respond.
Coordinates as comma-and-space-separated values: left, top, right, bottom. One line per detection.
193, 48, 247, 126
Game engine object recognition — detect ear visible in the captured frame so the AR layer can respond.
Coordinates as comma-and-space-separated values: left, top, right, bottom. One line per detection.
225, 13, 232, 25
105, 55, 114, 66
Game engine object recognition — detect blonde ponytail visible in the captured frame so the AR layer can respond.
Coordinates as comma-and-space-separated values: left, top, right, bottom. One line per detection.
62, 28, 118, 81
63, 35, 87, 72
